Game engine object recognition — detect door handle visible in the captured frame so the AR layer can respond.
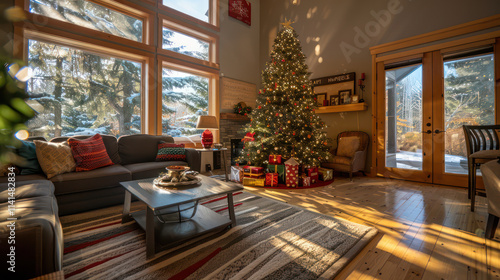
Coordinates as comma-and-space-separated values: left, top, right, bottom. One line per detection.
435, 129, 446, 134
422, 130, 432, 134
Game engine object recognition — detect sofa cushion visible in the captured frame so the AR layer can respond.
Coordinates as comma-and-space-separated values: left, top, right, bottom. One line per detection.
17, 140, 43, 175
0, 174, 47, 184
331, 156, 352, 165
34, 141, 76, 179
51, 135, 121, 164
50, 164, 131, 195
118, 134, 175, 165
123, 161, 188, 180
156, 142, 186, 161
0, 180, 54, 203
0, 194, 62, 278
337, 137, 360, 158
68, 134, 114, 171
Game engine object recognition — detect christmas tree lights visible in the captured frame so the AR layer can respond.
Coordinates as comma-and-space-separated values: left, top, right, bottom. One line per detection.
238, 21, 331, 166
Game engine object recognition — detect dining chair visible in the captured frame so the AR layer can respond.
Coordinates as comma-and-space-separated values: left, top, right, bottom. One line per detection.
463, 125, 500, 212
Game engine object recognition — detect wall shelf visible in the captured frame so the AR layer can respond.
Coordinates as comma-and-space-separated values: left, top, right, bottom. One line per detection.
315, 103, 368, 114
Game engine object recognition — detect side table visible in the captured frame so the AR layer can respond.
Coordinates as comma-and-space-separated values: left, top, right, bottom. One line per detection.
196, 148, 229, 181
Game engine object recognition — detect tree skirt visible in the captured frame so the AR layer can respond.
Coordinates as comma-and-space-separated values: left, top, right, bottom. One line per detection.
61, 192, 377, 280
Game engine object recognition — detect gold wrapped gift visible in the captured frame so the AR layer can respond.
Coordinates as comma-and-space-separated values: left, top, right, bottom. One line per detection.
318, 167, 333, 181
243, 177, 265, 187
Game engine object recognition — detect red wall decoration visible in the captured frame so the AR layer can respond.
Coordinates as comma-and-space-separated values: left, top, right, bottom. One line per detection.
229, 0, 251, 26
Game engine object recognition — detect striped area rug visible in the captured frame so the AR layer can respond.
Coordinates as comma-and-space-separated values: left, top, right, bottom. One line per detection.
61, 192, 377, 279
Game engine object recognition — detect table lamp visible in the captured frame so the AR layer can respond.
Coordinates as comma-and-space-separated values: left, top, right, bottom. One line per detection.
196, 115, 218, 148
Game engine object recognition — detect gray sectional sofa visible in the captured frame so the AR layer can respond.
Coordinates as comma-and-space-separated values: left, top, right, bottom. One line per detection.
0, 134, 200, 279
0, 180, 62, 279
1, 134, 201, 215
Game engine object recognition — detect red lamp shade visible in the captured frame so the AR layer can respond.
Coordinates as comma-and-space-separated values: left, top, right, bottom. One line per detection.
201, 129, 214, 148
196, 115, 218, 149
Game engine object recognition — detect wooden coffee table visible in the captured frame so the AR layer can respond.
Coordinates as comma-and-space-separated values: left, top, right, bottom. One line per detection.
120, 175, 243, 259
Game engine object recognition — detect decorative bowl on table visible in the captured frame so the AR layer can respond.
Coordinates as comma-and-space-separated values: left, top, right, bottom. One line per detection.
165, 166, 190, 173
213, 143, 223, 149
154, 166, 201, 188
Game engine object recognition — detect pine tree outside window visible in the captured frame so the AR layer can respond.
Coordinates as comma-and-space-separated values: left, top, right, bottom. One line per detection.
161, 68, 209, 137
29, 0, 144, 43
18, 0, 219, 139
26, 39, 142, 139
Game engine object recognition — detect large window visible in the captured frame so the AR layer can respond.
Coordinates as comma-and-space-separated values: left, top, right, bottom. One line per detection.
162, 27, 209, 61
29, 0, 144, 42
26, 39, 142, 139
162, 0, 210, 23
443, 53, 495, 174
18, 0, 219, 139
161, 68, 209, 137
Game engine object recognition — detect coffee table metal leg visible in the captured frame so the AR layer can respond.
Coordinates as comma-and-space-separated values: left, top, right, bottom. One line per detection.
146, 206, 155, 259
122, 191, 131, 223
227, 192, 236, 227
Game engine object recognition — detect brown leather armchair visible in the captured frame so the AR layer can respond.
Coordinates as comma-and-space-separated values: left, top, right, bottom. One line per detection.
322, 131, 369, 181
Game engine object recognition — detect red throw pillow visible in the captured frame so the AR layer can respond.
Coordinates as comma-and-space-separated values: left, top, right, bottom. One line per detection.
68, 134, 114, 172
156, 142, 187, 161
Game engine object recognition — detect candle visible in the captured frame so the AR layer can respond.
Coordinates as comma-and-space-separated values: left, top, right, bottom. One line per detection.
323, 99, 329, 106
358, 79, 363, 86
361, 73, 365, 80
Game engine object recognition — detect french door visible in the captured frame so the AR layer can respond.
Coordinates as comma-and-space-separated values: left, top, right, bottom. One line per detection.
375, 45, 497, 187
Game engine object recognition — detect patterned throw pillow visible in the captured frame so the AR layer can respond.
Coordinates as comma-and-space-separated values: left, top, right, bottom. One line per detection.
156, 143, 186, 161
68, 134, 114, 172
34, 140, 76, 179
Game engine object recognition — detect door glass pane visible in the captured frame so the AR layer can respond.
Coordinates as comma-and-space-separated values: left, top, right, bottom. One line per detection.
444, 54, 495, 174
27, 39, 142, 139
385, 64, 423, 170
162, 68, 209, 137
29, 0, 143, 42
162, 0, 209, 22
162, 27, 209, 61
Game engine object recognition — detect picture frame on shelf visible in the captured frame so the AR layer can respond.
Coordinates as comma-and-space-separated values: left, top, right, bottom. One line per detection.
330, 95, 339, 106
351, 95, 359, 104
316, 93, 327, 106
339, 89, 351, 105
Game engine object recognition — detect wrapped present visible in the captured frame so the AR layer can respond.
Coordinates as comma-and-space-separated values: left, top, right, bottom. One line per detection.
318, 167, 334, 181
243, 166, 265, 178
243, 177, 265, 187
267, 164, 285, 184
269, 154, 282, 164
304, 166, 318, 184
266, 173, 278, 187
285, 157, 299, 188
300, 175, 311, 187
230, 166, 244, 183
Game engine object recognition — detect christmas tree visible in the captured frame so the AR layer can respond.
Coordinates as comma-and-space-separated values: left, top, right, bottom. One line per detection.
239, 20, 331, 167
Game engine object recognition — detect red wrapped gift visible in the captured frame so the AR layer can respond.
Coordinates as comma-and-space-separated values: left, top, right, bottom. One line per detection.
304, 166, 318, 184
269, 154, 282, 164
266, 173, 278, 187
300, 175, 311, 187
285, 158, 299, 188
243, 166, 265, 178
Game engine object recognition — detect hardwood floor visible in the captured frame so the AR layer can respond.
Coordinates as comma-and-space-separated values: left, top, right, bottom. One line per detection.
242, 176, 500, 279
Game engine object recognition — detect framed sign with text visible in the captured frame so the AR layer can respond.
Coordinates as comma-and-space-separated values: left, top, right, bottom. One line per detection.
229, 0, 251, 26
312, 72, 356, 105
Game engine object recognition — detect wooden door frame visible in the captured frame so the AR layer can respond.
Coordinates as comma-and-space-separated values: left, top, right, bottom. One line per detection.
375, 53, 433, 183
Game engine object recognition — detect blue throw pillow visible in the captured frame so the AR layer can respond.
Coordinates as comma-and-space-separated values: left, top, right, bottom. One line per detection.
17, 141, 43, 175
